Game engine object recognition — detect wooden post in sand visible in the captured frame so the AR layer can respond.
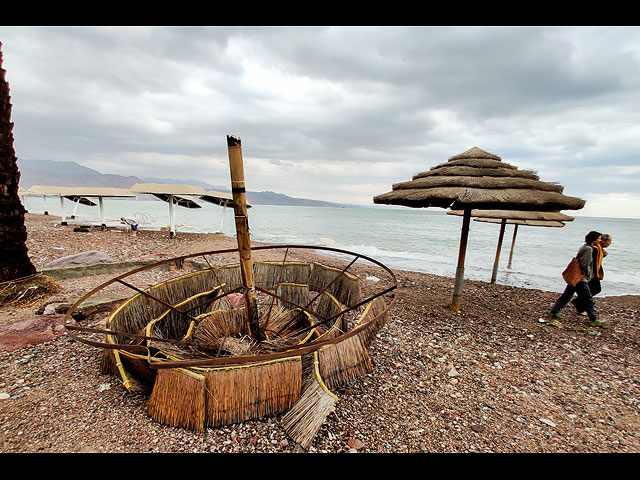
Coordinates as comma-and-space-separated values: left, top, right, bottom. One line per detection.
451, 208, 471, 311
507, 224, 518, 269
490, 218, 507, 283
227, 135, 263, 341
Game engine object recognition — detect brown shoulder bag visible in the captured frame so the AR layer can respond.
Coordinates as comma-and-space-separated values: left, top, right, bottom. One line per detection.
562, 257, 585, 287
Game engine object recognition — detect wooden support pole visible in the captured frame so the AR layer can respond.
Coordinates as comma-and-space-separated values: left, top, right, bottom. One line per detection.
227, 135, 263, 341
99, 197, 106, 230
168, 194, 176, 238
451, 208, 471, 311
60, 196, 67, 225
490, 218, 507, 284
507, 223, 518, 269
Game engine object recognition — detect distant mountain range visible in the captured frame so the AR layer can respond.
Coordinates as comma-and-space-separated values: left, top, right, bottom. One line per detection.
17, 159, 346, 207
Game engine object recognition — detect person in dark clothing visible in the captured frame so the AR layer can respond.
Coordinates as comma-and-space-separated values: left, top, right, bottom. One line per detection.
550, 231, 605, 326
572, 233, 611, 315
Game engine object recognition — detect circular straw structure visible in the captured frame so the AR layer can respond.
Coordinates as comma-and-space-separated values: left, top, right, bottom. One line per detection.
64, 244, 397, 439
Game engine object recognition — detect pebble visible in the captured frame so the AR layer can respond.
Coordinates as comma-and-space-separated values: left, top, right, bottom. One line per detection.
539, 418, 557, 428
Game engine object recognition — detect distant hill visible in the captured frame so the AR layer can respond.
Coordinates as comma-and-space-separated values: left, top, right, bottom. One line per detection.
17, 158, 345, 207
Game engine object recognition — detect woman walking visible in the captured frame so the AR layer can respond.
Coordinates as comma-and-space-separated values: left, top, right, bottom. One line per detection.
550, 231, 605, 327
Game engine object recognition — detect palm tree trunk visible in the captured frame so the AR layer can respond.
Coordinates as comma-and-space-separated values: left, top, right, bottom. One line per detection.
0, 43, 37, 282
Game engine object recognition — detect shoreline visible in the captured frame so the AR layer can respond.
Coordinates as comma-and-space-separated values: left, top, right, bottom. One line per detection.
1, 213, 639, 453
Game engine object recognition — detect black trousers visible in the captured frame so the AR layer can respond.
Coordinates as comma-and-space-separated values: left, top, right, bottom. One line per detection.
572, 278, 601, 312
551, 280, 597, 322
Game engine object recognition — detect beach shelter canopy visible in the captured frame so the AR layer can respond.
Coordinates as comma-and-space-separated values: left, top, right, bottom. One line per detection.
26, 185, 135, 223
447, 209, 575, 223
18, 187, 36, 196
151, 193, 202, 209
130, 182, 207, 196
447, 209, 574, 281
199, 190, 251, 233
374, 147, 585, 211
130, 183, 207, 237
200, 189, 252, 208
373, 146, 586, 310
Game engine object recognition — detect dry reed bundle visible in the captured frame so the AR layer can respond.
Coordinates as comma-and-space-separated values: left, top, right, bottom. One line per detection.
281, 351, 337, 449
414, 165, 540, 180
0, 274, 60, 306
144, 288, 224, 351
201, 357, 302, 427
191, 308, 247, 352
395, 175, 563, 192
147, 368, 206, 431
99, 348, 118, 376
352, 296, 389, 348
275, 282, 310, 310
317, 334, 372, 391
312, 292, 344, 340
254, 262, 312, 289
308, 263, 362, 307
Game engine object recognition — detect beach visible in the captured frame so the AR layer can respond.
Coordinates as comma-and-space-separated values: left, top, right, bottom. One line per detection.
1, 213, 639, 453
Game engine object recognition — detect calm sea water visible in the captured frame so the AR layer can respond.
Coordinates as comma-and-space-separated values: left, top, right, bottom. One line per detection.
22, 196, 640, 297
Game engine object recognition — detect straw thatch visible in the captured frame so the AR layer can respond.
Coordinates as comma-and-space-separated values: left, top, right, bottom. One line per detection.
447, 209, 574, 222
473, 217, 565, 227
373, 147, 585, 211
373, 146, 585, 310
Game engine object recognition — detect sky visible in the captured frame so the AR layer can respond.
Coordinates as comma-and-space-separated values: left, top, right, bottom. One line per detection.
1, 26, 639, 218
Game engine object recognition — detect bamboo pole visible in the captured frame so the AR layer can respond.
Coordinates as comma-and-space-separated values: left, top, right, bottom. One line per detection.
227, 135, 263, 341
490, 218, 507, 284
507, 223, 518, 269
451, 208, 471, 311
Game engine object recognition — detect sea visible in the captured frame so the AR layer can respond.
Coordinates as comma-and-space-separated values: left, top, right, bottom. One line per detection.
21, 196, 640, 297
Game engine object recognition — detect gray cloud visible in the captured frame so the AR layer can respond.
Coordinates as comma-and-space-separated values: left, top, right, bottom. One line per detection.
1, 26, 639, 216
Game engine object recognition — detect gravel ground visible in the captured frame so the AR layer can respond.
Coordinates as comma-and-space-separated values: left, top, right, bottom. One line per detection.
1, 213, 639, 453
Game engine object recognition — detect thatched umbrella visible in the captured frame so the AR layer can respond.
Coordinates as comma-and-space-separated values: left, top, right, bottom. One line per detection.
373, 146, 585, 310
447, 209, 574, 281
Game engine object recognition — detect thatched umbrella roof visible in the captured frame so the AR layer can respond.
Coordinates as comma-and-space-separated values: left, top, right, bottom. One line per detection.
447, 209, 575, 223
373, 147, 586, 310
373, 146, 585, 211
447, 209, 575, 280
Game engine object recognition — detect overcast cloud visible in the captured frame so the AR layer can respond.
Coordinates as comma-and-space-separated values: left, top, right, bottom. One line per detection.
1, 26, 639, 217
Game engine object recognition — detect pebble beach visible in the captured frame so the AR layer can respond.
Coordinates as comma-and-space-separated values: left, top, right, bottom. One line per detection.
1, 213, 639, 453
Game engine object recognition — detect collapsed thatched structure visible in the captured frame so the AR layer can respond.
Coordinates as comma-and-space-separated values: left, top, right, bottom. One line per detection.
65, 136, 397, 450
374, 146, 585, 309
